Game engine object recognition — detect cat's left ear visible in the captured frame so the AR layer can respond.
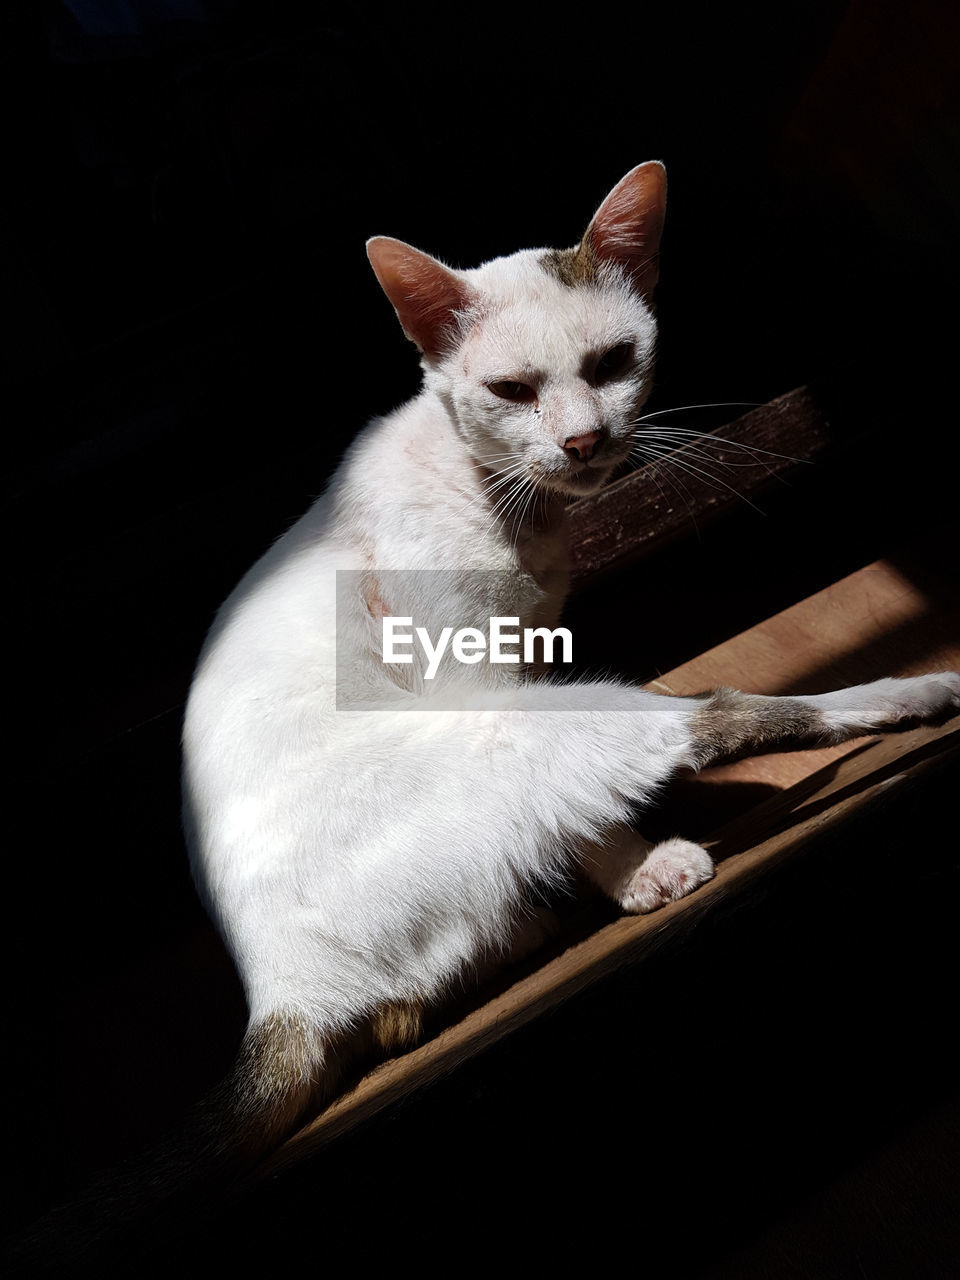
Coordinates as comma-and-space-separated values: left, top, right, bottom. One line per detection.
366, 237, 475, 358
582, 161, 667, 298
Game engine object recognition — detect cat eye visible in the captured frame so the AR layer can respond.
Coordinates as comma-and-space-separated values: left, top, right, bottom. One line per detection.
486, 380, 537, 403
593, 342, 634, 384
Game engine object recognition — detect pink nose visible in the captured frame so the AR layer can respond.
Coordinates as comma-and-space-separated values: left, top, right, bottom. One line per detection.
563, 430, 603, 462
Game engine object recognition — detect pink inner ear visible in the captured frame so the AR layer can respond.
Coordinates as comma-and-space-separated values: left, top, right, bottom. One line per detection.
586, 162, 667, 295
367, 237, 473, 357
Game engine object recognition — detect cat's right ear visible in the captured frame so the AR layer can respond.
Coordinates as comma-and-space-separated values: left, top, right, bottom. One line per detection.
366, 237, 475, 358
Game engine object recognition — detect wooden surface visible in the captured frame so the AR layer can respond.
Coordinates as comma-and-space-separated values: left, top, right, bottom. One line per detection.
252, 555, 960, 1184
648, 558, 960, 809
568, 386, 833, 584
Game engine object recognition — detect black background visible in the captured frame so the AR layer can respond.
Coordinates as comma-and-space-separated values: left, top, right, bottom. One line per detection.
4, 1, 960, 1275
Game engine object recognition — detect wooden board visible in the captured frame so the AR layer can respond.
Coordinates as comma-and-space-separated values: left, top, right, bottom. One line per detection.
252, 555, 960, 1184
645, 557, 960, 834
567, 386, 833, 584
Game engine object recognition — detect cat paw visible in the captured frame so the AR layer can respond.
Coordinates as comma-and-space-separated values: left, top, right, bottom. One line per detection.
827, 672, 960, 733
896, 672, 960, 721
618, 838, 714, 914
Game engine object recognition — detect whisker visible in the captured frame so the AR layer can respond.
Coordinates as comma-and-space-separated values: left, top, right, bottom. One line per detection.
629, 441, 766, 514
502, 481, 537, 544
634, 401, 762, 421
632, 445, 702, 537
513, 483, 538, 549
493, 469, 534, 525
488, 477, 528, 525
633, 429, 802, 489
460, 458, 532, 519
477, 471, 521, 521
634, 442, 784, 493
629, 423, 811, 466
634, 431, 768, 471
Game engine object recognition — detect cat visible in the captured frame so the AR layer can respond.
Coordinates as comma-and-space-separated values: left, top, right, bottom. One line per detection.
21, 161, 960, 1268
179, 155, 959, 1161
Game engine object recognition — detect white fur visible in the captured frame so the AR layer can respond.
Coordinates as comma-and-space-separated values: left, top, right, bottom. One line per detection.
811, 674, 960, 734
183, 215, 693, 1036
182, 172, 960, 1052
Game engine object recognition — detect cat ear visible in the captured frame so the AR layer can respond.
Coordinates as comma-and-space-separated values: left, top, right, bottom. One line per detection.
582, 161, 667, 298
366, 237, 475, 357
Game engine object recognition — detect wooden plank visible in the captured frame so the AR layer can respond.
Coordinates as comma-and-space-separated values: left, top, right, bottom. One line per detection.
646, 558, 960, 818
256, 719, 957, 1183
568, 386, 833, 584
251, 556, 960, 1184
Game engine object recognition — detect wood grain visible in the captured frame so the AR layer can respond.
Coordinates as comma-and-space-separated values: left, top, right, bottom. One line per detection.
568, 385, 833, 584
256, 720, 956, 1181
648, 558, 960, 796
252, 555, 960, 1184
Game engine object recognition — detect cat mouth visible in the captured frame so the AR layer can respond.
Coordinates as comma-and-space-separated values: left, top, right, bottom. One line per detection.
508, 450, 625, 498
545, 465, 612, 496
560, 447, 629, 489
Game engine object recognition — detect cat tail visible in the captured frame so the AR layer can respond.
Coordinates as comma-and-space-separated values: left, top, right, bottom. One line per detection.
8, 1008, 328, 1276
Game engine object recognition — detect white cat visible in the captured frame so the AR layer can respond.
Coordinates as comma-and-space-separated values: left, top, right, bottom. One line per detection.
19, 160, 958, 1272
177, 161, 960, 1173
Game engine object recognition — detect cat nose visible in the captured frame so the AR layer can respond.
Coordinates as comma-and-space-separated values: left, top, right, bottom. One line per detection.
562, 430, 604, 462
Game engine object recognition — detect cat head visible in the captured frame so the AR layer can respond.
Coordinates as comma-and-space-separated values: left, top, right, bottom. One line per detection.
367, 162, 666, 497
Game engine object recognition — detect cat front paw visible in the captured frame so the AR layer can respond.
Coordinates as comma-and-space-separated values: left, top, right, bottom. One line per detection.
619, 838, 714, 915
899, 672, 960, 722
825, 672, 960, 733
